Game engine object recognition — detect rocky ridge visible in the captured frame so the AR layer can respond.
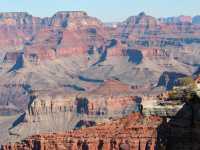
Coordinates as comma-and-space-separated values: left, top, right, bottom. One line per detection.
2, 113, 163, 150
3, 95, 200, 150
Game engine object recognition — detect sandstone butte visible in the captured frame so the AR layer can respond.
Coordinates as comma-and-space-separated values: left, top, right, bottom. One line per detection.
1, 113, 163, 150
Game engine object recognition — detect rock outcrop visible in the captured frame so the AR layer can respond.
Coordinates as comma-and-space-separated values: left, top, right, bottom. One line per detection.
1, 11, 200, 63
0, 79, 144, 144
3, 90, 139, 144
150, 101, 200, 150
3, 94, 200, 150
142, 94, 200, 150
2, 113, 163, 150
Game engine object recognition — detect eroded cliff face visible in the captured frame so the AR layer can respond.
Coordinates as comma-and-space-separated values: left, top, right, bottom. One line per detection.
27, 94, 136, 118
0, 78, 150, 145
119, 12, 200, 68
1, 11, 200, 63
5, 92, 138, 144
1, 11, 200, 149
2, 92, 200, 150
0, 11, 199, 116
2, 113, 163, 150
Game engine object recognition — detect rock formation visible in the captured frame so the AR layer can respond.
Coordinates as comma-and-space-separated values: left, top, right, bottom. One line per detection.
1, 80, 140, 144
0, 11, 200, 148
3, 92, 200, 150
1, 113, 163, 150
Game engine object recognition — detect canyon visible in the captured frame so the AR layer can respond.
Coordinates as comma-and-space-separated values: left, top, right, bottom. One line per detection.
1, 11, 200, 115
1, 113, 163, 150
0, 11, 200, 149
2, 99, 200, 150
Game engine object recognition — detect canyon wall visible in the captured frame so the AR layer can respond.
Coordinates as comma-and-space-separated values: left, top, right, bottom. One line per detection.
2, 113, 162, 150
2, 93, 200, 150
1, 11, 200, 116
1, 11, 200, 63
2, 86, 140, 144
0, 11, 200, 149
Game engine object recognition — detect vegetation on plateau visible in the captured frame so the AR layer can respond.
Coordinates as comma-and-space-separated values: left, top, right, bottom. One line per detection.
168, 77, 200, 103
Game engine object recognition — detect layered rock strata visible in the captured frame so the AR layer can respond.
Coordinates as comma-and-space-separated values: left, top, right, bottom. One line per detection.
5, 93, 138, 143
1, 11, 200, 117
2, 113, 163, 150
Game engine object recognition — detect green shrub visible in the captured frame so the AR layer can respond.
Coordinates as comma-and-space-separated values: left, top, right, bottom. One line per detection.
178, 77, 196, 88
168, 87, 200, 102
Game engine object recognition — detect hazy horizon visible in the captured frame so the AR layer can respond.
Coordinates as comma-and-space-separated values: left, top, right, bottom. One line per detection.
0, 0, 200, 22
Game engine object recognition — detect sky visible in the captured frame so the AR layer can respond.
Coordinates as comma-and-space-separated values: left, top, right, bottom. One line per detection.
0, 0, 200, 22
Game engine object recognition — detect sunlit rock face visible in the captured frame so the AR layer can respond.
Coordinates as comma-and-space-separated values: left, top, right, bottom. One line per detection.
2, 80, 141, 143
1, 11, 200, 62
0, 11, 200, 147
2, 113, 163, 150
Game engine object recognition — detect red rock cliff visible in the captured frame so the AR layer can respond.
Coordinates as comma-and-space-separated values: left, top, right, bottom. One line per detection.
2, 113, 163, 150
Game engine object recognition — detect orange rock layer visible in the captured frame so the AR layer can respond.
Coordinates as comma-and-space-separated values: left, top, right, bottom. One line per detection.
2, 113, 163, 150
